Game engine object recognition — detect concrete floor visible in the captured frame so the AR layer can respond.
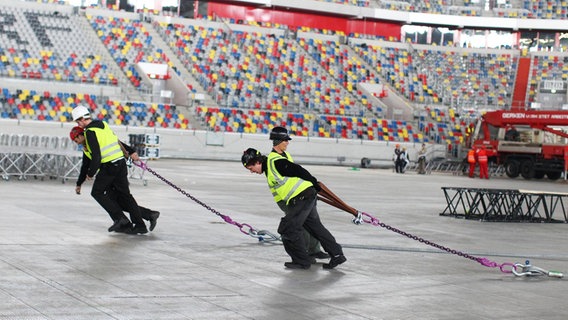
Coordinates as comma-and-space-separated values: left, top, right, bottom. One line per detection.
1, 159, 568, 320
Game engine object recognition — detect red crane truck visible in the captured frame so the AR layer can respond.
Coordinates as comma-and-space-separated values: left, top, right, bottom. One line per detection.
468, 110, 568, 180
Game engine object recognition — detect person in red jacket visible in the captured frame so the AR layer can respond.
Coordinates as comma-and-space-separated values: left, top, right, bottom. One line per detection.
467, 148, 476, 178
476, 146, 489, 179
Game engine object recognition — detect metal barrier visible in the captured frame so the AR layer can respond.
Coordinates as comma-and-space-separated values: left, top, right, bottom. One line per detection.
407, 158, 504, 177
0, 133, 82, 182
440, 187, 568, 222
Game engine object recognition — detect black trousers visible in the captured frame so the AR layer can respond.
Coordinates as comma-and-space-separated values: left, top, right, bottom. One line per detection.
90, 159, 144, 225
277, 187, 343, 266
111, 190, 154, 221
107, 181, 155, 222
277, 200, 322, 255
394, 160, 402, 173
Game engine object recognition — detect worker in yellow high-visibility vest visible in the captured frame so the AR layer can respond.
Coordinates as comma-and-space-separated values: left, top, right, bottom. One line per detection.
269, 126, 329, 263
72, 105, 147, 235
242, 148, 346, 270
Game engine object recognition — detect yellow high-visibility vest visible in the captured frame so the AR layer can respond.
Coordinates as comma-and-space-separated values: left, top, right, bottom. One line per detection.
270, 151, 294, 203
85, 122, 123, 163
266, 152, 312, 205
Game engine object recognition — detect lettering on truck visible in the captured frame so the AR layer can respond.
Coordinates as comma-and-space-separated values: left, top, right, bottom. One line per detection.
502, 113, 526, 119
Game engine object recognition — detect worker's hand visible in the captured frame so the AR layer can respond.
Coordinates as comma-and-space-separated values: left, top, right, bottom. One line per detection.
130, 152, 140, 162
313, 180, 322, 192
75, 186, 81, 195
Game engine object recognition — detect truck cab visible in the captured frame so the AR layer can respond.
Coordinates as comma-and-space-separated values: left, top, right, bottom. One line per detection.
469, 110, 568, 180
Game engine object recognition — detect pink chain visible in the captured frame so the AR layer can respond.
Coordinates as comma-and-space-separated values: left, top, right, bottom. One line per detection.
360, 212, 517, 274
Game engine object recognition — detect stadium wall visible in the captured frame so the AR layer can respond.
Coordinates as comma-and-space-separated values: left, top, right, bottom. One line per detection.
0, 119, 446, 168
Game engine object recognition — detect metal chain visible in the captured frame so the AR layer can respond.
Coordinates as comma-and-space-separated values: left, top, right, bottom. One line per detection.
358, 211, 517, 274
135, 162, 560, 277
134, 162, 280, 242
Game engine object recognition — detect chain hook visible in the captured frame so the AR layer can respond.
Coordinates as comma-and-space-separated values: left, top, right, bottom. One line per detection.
352, 211, 363, 225
255, 230, 281, 242
512, 260, 564, 278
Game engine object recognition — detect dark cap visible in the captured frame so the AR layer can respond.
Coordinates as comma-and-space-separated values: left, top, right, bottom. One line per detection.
269, 126, 292, 141
242, 148, 262, 167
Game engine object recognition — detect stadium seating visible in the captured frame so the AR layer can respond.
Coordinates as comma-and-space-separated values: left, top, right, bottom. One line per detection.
0, 87, 99, 121
0, 87, 188, 129
101, 100, 189, 129
0, 6, 117, 85
194, 106, 429, 142
155, 21, 378, 117
353, 42, 518, 109
316, 0, 370, 7
195, 106, 310, 135
526, 53, 568, 104
88, 14, 178, 88
522, 0, 568, 19
299, 36, 380, 114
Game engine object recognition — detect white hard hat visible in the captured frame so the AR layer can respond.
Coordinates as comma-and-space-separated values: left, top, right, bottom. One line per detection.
71, 105, 91, 121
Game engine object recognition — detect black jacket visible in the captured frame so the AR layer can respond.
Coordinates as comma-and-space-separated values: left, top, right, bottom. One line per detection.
76, 136, 136, 186
263, 152, 320, 191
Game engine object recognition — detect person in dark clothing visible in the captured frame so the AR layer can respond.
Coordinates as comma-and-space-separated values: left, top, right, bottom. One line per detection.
400, 147, 410, 173
417, 143, 427, 174
241, 148, 346, 270
71, 106, 147, 234
269, 126, 330, 262
70, 126, 160, 232
505, 127, 520, 141
393, 144, 403, 173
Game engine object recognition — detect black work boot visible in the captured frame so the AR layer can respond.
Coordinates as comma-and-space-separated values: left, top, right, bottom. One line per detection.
126, 223, 148, 235
149, 211, 160, 231
323, 254, 347, 269
108, 217, 131, 232
115, 222, 133, 233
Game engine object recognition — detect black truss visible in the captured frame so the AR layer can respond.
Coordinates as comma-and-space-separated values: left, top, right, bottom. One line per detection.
440, 187, 568, 222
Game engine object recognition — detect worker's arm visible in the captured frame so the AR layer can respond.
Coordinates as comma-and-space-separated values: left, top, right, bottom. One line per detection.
119, 140, 139, 161
75, 153, 91, 194
274, 159, 321, 191
85, 130, 101, 178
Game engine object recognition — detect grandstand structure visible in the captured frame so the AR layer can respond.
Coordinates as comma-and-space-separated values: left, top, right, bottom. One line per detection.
2, 0, 568, 170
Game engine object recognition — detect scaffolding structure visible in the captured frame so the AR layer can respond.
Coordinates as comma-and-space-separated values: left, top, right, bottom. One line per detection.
440, 187, 568, 222
0, 133, 82, 182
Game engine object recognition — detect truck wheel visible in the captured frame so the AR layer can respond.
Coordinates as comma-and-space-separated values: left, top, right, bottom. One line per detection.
546, 171, 561, 180
505, 161, 520, 178
520, 160, 535, 179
